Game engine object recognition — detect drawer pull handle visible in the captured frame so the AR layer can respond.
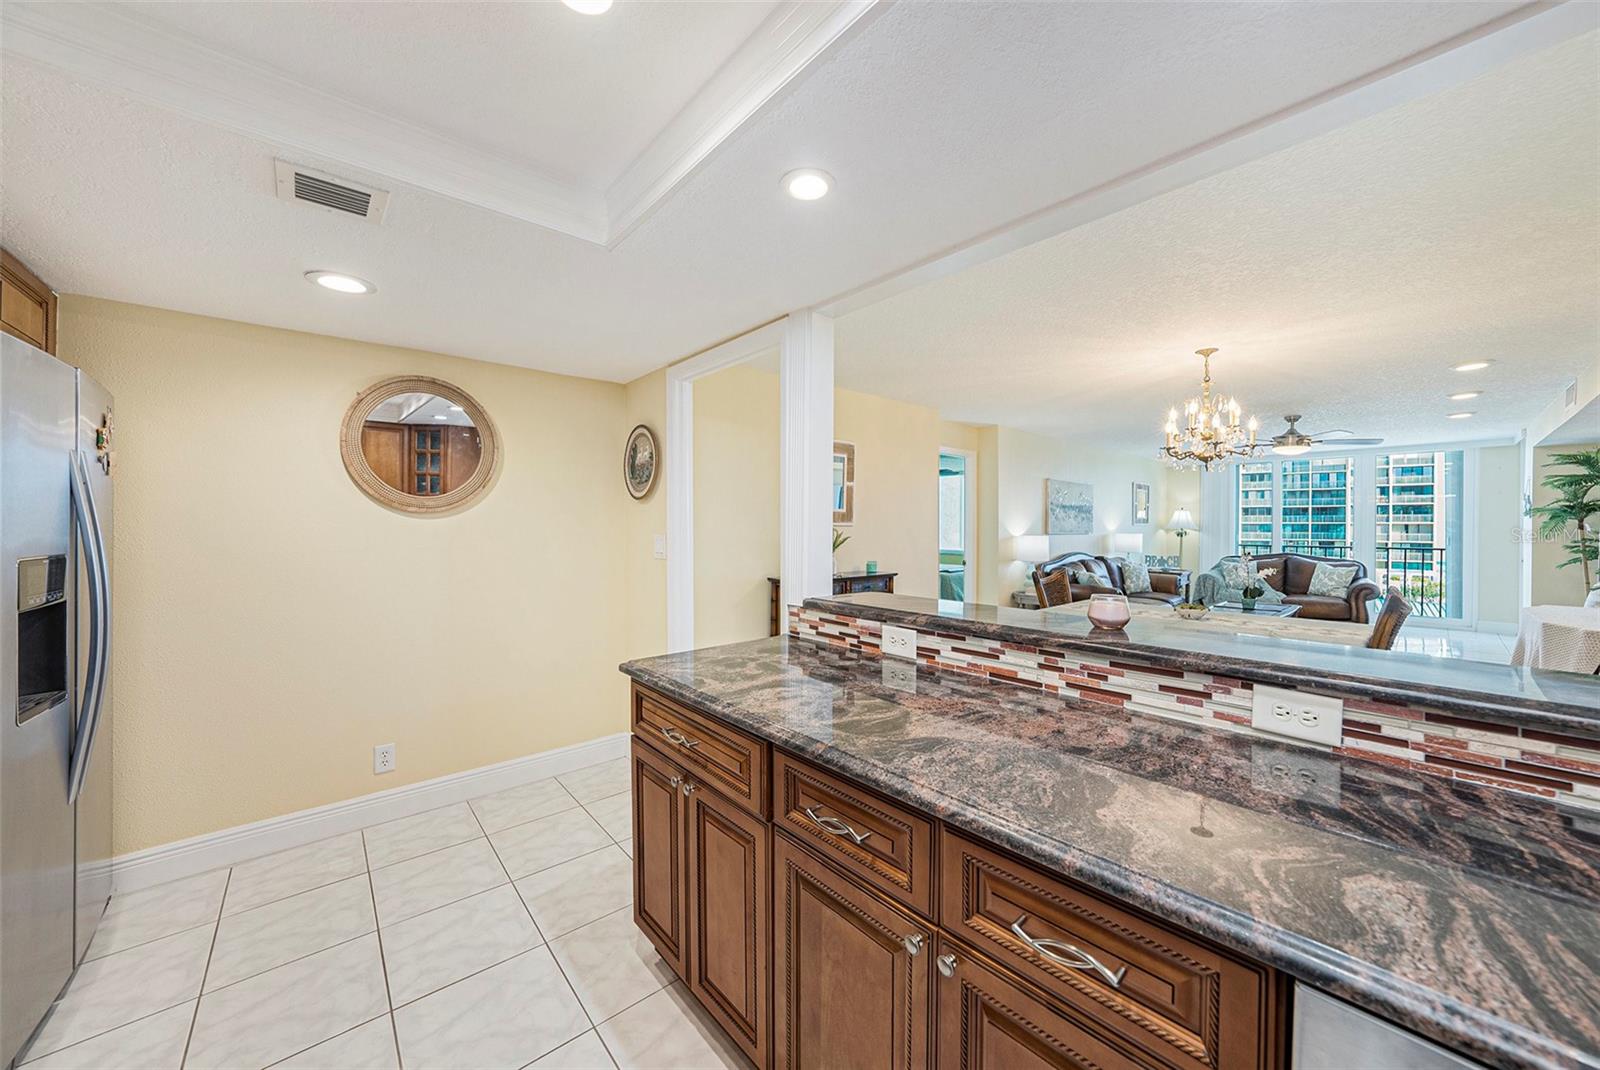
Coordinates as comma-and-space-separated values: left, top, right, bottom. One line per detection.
937, 953, 958, 978
661, 726, 701, 750
1010, 915, 1127, 989
803, 806, 872, 845
902, 934, 924, 956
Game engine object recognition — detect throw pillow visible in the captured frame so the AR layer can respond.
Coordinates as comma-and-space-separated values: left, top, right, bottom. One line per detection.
1121, 560, 1152, 594
1308, 562, 1360, 597
1069, 567, 1104, 587
1219, 559, 1255, 591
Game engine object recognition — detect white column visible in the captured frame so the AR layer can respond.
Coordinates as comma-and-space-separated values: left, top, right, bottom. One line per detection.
780, 310, 835, 623
664, 372, 695, 652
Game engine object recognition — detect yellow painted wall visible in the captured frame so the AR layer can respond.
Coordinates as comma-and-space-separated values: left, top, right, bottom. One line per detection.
622, 367, 668, 660
992, 427, 1184, 601
833, 388, 947, 597
693, 362, 780, 646
59, 297, 632, 854
1531, 442, 1600, 607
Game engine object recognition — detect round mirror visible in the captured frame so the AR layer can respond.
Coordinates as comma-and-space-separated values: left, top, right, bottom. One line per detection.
340, 376, 500, 514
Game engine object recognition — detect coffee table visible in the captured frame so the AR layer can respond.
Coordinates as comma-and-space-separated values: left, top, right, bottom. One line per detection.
1209, 601, 1302, 618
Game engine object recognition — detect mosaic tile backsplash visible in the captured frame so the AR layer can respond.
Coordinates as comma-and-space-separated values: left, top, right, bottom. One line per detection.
791, 605, 1600, 812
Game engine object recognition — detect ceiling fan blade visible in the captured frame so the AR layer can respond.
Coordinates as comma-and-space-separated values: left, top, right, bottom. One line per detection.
1310, 436, 1384, 446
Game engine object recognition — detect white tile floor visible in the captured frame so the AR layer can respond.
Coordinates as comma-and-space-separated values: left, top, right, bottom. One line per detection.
1392, 623, 1514, 664
18, 756, 750, 1070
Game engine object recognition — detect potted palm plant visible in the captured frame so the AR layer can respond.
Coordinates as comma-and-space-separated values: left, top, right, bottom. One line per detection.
1526, 448, 1600, 605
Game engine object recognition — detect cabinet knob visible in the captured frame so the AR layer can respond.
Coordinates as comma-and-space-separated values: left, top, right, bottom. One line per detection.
937, 953, 958, 978
902, 934, 924, 956
668, 776, 681, 789
681, 781, 696, 796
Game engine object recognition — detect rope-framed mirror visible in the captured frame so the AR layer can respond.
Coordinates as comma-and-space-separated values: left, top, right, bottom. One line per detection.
340, 375, 501, 515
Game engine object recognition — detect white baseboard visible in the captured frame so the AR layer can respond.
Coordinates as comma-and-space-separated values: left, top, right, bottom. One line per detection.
111, 731, 630, 895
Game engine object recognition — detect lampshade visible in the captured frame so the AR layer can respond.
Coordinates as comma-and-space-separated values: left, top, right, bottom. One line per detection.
1108, 532, 1143, 556
1009, 534, 1050, 562
1167, 508, 1197, 532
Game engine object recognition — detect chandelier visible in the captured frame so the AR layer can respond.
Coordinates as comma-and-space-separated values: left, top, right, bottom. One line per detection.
1160, 348, 1260, 470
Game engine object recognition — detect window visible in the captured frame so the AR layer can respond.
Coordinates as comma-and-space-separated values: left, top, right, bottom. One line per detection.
1230, 450, 1467, 619
1374, 451, 1463, 619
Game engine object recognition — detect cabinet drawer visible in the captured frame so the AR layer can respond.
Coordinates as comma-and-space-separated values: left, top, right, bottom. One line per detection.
633, 684, 768, 818
935, 936, 1148, 1070
939, 830, 1274, 1070
773, 750, 935, 918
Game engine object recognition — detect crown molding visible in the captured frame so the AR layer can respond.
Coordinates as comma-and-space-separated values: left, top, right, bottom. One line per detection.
604, 0, 882, 246
1, 0, 880, 247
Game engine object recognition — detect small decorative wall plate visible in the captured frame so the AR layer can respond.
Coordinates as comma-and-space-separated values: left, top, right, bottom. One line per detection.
624, 424, 658, 500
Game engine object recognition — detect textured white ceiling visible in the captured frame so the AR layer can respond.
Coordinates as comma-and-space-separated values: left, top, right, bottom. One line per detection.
836, 32, 1600, 452
127, 1, 780, 191
0, 2, 1535, 381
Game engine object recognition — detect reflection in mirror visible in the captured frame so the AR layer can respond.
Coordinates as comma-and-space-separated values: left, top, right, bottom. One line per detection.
340, 376, 499, 515
359, 393, 482, 498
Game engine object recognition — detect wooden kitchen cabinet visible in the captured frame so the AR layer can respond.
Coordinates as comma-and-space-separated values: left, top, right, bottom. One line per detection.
935, 938, 1149, 1070
687, 778, 770, 1068
627, 683, 1284, 1070
1, 248, 57, 355
631, 737, 687, 977
773, 834, 932, 1070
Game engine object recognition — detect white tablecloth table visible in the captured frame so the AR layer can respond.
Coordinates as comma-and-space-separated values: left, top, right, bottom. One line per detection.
1510, 606, 1600, 673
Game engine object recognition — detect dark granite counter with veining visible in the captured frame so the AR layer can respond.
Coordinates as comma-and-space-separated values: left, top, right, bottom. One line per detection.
622, 637, 1600, 1070
808, 593, 1600, 739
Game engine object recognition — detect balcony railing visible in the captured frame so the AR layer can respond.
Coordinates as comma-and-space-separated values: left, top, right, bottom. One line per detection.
1376, 544, 1449, 618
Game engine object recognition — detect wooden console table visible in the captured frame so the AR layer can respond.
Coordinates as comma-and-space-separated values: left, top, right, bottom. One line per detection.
767, 570, 896, 636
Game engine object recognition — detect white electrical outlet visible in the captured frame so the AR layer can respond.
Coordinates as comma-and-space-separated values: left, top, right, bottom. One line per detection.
1250, 684, 1343, 748
374, 743, 396, 775
881, 624, 917, 660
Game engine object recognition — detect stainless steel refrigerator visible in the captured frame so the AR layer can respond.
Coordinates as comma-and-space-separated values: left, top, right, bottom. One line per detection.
1, 332, 114, 1066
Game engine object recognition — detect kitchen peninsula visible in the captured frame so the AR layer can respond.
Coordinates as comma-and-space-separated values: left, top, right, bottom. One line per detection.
621, 595, 1600, 1070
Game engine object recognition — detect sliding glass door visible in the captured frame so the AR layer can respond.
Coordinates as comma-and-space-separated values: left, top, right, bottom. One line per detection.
1231, 450, 1468, 620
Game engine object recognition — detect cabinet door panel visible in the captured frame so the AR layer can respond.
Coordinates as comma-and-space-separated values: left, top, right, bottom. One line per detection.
774, 834, 931, 1070
632, 738, 686, 978
688, 784, 770, 1067
935, 940, 1145, 1070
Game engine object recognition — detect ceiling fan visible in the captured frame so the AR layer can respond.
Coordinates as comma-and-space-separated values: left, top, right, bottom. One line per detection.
1269, 415, 1384, 456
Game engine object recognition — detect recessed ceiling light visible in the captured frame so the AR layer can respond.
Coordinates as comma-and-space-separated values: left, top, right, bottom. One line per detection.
562, 0, 612, 13
432, 415, 448, 421
783, 168, 833, 201
1452, 360, 1492, 372
305, 271, 376, 295
1447, 411, 1475, 419
1447, 391, 1481, 401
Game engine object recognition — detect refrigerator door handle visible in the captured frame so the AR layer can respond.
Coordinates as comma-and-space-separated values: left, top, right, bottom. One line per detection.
67, 450, 110, 805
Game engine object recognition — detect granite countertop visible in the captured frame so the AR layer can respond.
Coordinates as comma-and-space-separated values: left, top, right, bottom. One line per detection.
621, 637, 1600, 1070
808, 593, 1600, 739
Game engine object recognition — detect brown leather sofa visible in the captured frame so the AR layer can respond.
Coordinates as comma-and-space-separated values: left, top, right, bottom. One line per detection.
1207, 553, 1383, 623
1032, 551, 1190, 608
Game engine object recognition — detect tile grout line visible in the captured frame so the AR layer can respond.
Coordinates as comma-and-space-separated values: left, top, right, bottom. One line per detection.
179, 866, 232, 1069
468, 796, 603, 1058
79, 916, 221, 966
18, 998, 197, 1066
361, 829, 406, 1070
262, 1013, 391, 1069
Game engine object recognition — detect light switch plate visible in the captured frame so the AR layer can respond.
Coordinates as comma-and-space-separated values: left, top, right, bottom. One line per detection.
1251, 684, 1343, 748
652, 534, 667, 560
881, 624, 917, 660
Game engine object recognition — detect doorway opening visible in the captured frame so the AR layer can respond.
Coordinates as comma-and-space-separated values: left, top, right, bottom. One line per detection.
939, 449, 975, 602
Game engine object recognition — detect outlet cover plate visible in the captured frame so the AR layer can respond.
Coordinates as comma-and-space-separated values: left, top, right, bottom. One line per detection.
1250, 684, 1343, 748
881, 624, 917, 660
374, 743, 396, 775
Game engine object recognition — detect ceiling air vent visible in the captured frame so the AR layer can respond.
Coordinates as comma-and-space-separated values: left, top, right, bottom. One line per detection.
274, 160, 389, 224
